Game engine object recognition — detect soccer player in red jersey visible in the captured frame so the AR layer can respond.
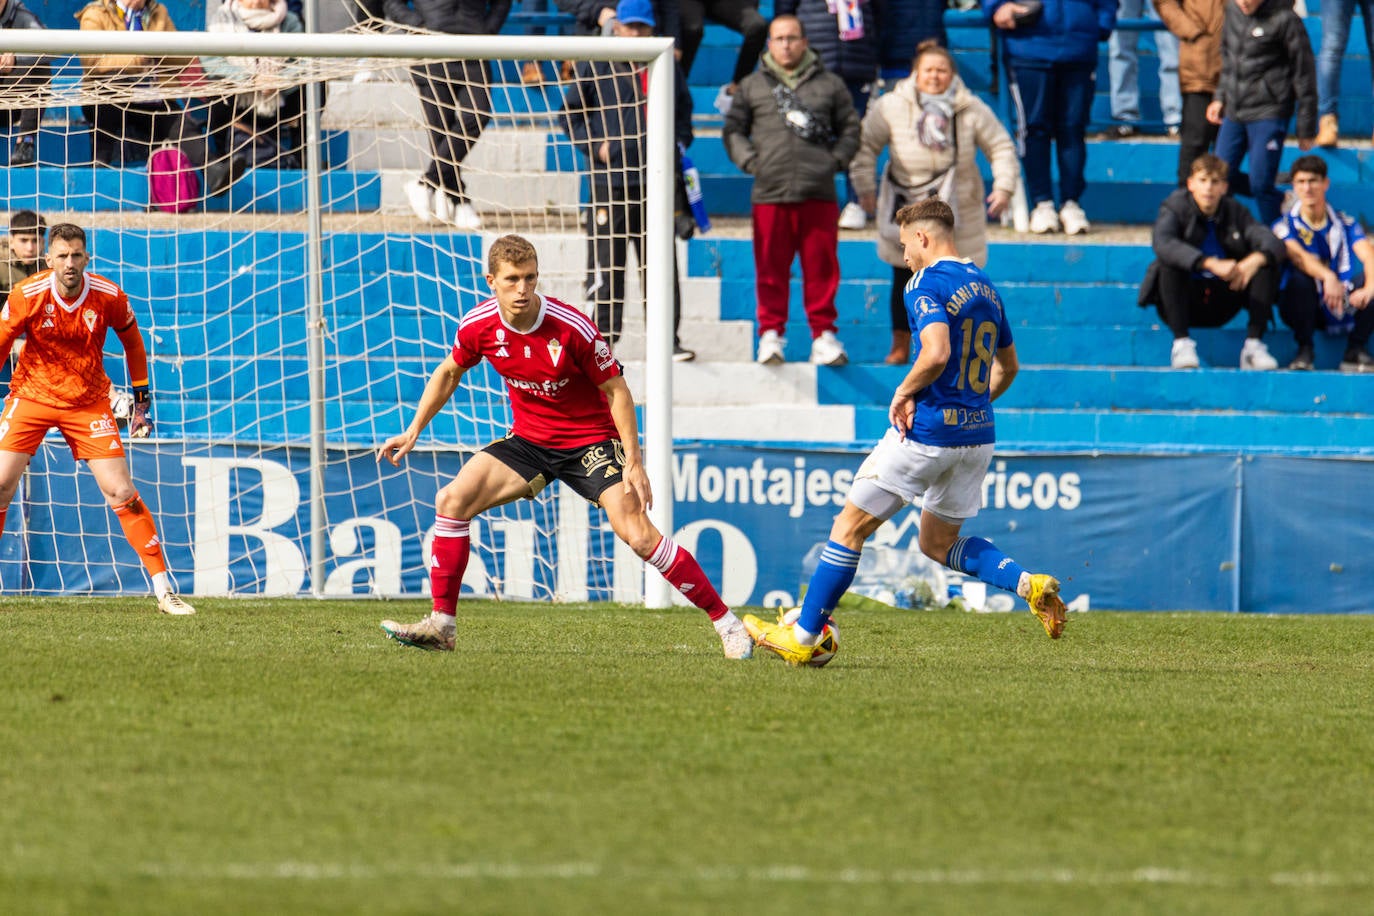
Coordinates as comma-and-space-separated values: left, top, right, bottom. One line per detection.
376, 234, 752, 658
0, 223, 194, 614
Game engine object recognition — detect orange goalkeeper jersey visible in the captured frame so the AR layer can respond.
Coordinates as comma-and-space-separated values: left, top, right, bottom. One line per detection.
1, 270, 138, 409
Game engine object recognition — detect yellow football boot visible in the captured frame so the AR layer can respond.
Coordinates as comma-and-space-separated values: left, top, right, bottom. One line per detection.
741, 614, 816, 666
1025, 574, 1067, 639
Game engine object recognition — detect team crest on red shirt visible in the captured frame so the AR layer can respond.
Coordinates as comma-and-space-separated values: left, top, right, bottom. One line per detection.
83, 308, 97, 332
546, 339, 563, 366
594, 339, 615, 371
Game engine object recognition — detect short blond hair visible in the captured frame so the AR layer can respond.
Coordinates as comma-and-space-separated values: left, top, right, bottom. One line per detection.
487, 235, 538, 274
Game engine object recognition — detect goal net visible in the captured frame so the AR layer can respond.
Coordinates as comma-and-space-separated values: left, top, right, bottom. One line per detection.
0, 26, 680, 605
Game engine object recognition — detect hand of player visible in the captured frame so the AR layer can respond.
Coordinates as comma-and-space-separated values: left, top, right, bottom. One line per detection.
376, 431, 417, 466
888, 389, 915, 435
622, 459, 652, 511
130, 386, 152, 439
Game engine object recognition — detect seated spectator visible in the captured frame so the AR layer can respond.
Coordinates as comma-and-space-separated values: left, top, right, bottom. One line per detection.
1138, 153, 1284, 370
1313, 0, 1373, 147
0, 0, 50, 167
776, 0, 878, 230
77, 0, 190, 167
1206, 0, 1315, 225
985, 0, 1115, 236
850, 40, 1017, 363
1272, 155, 1374, 372
204, 0, 306, 171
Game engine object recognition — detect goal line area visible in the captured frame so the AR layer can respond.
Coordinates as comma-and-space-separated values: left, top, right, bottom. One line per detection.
0, 28, 680, 605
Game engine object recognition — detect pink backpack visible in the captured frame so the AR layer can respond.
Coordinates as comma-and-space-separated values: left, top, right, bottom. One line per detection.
148, 145, 199, 213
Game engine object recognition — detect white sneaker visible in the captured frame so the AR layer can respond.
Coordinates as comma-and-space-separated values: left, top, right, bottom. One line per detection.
404, 179, 435, 223
450, 201, 482, 231
1239, 337, 1278, 370
1170, 337, 1200, 369
1029, 200, 1060, 234
1059, 200, 1090, 236
810, 330, 848, 366
433, 192, 455, 224
757, 329, 785, 365
837, 201, 868, 230
157, 593, 196, 615
718, 617, 754, 660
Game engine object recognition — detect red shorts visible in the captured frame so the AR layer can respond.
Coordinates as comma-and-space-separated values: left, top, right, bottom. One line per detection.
0, 397, 125, 461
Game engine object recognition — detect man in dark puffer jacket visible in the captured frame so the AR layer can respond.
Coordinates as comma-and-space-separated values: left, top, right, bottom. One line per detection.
1204, 0, 1316, 225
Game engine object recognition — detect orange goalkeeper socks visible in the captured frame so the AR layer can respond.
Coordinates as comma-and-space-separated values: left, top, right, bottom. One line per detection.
113, 495, 168, 578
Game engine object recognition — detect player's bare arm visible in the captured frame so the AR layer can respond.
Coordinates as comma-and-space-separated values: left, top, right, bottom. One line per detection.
599, 375, 652, 510
377, 354, 466, 466
889, 322, 951, 433
989, 342, 1019, 401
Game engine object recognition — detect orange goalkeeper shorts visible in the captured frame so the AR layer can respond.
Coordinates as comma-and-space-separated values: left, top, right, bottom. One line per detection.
0, 397, 126, 461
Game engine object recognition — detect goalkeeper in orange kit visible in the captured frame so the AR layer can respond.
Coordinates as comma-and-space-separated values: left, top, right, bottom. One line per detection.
0, 223, 194, 614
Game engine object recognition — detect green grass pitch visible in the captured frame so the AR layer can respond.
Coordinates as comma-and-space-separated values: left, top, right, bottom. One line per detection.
3, 599, 1373, 915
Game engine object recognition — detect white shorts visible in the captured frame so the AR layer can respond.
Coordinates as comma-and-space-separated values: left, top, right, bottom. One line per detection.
849, 428, 993, 522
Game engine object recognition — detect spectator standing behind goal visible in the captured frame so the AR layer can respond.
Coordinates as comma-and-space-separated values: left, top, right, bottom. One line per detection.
1312, 0, 1374, 148
1272, 155, 1374, 372
723, 13, 861, 367
1155, 0, 1223, 186
1138, 153, 1284, 370
985, 0, 1116, 236
560, 0, 696, 361
1205, 0, 1316, 226
375, 234, 754, 659
76, 0, 190, 168
387, 0, 512, 231
0, 224, 195, 615
849, 40, 1017, 365
0, 0, 50, 167
743, 198, 1068, 667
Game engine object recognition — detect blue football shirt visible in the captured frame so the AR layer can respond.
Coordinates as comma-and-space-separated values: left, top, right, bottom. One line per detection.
902, 257, 1014, 447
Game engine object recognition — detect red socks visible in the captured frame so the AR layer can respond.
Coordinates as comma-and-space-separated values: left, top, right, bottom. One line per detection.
429, 515, 470, 617
647, 536, 729, 621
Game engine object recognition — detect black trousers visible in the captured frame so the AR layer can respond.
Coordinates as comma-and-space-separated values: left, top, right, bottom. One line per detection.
889, 264, 914, 332
410, 58, 492, 203
584, 187, 683, 346
83, 100, 183, 165
1176, 92, 1220, 186
677, 0, 768, 85
1277, 271, 1374, 350
2, 105, 39, 137
1155, 261, 1277, 338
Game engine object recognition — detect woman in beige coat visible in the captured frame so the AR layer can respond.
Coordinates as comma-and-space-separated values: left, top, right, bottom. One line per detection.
851, 41, 1019, 363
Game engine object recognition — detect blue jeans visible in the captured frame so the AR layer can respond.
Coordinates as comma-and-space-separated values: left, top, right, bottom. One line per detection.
1009, 60, 1095, 206
1108, 0, 1181, 125
1215, 116, 1286, 225
1318, 0, 1374, 116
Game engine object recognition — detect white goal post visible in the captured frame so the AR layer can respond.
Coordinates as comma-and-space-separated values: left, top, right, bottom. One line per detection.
0, 27, 680, 608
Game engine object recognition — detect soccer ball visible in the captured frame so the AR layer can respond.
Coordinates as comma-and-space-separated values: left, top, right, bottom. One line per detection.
779, 606, 840, 668
109, 388, 134, 421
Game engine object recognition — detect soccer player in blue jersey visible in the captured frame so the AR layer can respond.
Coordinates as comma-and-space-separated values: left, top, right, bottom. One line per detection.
744, 198, 1067, 665
1271, 155, 1374, 372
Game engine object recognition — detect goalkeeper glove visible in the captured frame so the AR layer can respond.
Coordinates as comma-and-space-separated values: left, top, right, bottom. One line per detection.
131, 385, 152, 439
